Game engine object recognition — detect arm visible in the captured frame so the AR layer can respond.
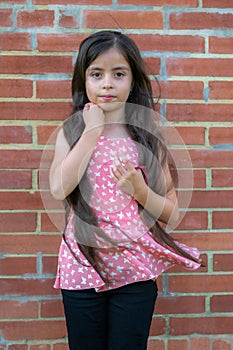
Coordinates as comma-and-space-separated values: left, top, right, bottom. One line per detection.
110, 159, 179, 226
49, 104, 105, 200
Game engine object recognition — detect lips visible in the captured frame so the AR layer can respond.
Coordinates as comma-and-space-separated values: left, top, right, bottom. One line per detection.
99, 95, 116, 101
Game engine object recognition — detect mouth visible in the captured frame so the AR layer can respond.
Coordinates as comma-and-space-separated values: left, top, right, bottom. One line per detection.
99, 95, 116, 102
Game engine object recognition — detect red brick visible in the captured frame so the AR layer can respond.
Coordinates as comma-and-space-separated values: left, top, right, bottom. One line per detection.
177, 169, 206, 188
0, 300, 38, 319
37, 33, 87, 52
189, 149, 233, 168
167, 58, 233, 77
212, 211, 233, 229
42, 256, 57, 274
170, 316, 233, 335
0, 126, 32, 143
144, 58, 161, 76
41, 299, 64, 318
158, 80, 204, 100
156, 296, 205, 315
0, 79, 33, 98
36, 80, 71, 98
59, 11, 79, 28
0, 150, 42, 168
170, 12, 233, 29
0, 278, 59, 297
209, 36, 233, 54
0, 56, 72, 74
211, 295, 233, 313
164, 126, 205, 145
0, 8, 12, 27
30, 345, 51, 350
8, 346, 28, 350
40, 193, 64, 213
0, 234, 60, 255
9, 345, 28, 350
39, 169, 51, 190
0, 192, 44, 210
147, 339, 165, 350
84, 10, 163, 30
0, 212, 37, 232
0, 256, 36, 276
213, 254, 233, 272
0, 102, 72, 121
130, 34, 204, 53
190, 337, 210, 350
0, 33, 31, 51
16, 10, 54, 28
1, 0, 25, 2
167, 151, 193, 175
209, 81, 233, 99
149, 317, 166, 336
33, 0, 111, 3
176, 211, 208, 230
53, 344, 69, 350
169, 149, 233, 168
156, 276, 164, 293
166, 103, 233, 122
189, 190, 233, 208
203, 0, 232, 8
168, 339, 188, 350
209, 127, 233, 145
172, 232, 232, 251
169, 274, 233, 293
212, 339, 231, 350
37, 125, 60, 145
119, 0, 198, 5
212, 169, 233, 187
0, 320, 66, 340
40, 212, 65, 232
0, 170, 32, 189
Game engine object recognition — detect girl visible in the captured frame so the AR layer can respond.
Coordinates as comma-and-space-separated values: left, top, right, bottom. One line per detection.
50, 31, 201, 350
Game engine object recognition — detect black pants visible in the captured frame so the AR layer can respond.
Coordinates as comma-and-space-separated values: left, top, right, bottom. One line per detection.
61, 280, 158, 350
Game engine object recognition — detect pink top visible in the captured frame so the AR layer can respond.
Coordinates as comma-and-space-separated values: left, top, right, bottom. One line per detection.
54, 136, 201, 292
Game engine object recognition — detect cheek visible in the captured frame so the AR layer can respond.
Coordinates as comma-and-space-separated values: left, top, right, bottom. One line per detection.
85, 81, 95, 100
120, 84, 132, 98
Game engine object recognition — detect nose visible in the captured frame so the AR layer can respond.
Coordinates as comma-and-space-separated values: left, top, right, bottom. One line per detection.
102, 74, 113, 89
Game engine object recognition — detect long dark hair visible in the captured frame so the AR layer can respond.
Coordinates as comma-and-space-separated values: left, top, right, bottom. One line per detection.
63, 30, 202, 270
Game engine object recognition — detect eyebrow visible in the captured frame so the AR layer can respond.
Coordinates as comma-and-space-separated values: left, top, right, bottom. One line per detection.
87, 65, 130, 71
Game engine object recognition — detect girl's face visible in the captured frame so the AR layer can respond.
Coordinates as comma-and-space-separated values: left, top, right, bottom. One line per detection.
85, 47, 133, 108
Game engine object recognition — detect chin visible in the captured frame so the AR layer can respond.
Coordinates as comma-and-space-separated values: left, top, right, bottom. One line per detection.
98, 101, 125, 113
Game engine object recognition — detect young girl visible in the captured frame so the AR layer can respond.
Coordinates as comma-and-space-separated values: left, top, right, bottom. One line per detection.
50, 30, 201, 350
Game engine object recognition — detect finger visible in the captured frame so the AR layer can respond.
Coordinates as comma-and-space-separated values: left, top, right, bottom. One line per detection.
122, 158, 136, 172
110, 165, 121, 182
113, 159, 126, 176
84, 103, 91, 110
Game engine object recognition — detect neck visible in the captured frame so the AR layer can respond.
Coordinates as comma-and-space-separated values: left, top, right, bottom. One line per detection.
103, 123, 129, 139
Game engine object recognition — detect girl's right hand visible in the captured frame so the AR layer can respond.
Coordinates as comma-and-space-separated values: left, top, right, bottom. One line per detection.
83, 103, 105, 135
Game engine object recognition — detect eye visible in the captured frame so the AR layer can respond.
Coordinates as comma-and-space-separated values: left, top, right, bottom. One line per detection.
91, 72, 102, 78
115, 72, 125, 78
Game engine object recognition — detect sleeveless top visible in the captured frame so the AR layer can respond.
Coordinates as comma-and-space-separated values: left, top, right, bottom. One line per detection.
54, 135, 201, 292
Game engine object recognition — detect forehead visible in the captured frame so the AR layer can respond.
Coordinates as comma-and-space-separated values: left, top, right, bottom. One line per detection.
87, 47, 130, 69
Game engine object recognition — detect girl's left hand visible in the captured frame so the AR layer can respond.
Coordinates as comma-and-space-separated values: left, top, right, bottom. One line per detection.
110, 158, 147, 198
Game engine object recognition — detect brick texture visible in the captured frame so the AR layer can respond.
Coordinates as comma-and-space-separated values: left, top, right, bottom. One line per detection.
0, 1, 232, 349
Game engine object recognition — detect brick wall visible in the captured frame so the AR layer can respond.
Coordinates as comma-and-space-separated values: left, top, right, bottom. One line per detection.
0, 1, 233, 349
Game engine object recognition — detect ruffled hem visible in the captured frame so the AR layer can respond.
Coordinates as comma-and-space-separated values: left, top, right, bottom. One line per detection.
54, 206, 201, 292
